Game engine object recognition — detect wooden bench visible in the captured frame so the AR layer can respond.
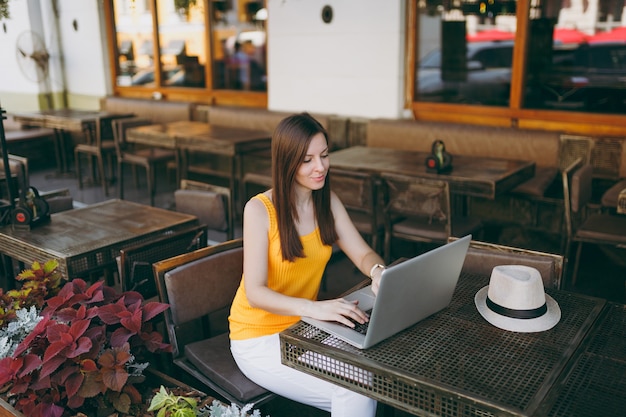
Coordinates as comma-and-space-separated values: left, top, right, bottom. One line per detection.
100, 96, 195, 123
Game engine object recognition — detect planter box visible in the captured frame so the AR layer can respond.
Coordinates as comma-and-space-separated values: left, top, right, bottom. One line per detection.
0, 397, 21, 417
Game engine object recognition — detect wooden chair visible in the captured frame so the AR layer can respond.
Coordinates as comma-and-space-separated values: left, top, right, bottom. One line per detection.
561, 158, 626, 287
118, 224, 208, 299
457, 238, 564, 289
152, 239, 275, 408
601, 178, 626, 214
510, 134, 594, 226
113, 117, 177, 207
75, 114, 134, 196
175, 179, 233, 242
331, 168, 382, 254
381, 172, 483, 263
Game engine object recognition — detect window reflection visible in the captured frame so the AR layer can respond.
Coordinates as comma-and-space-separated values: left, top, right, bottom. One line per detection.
114, 0, 267, 91
416, 3, 516, 107
524, 0, 626, 114
416, 0, 626, 114
211, 0, 267, 91
115, 0, 154, 87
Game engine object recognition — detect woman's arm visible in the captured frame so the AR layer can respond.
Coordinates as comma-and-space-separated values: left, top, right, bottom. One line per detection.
330, 192, 385, 294
242, 196, 369, 327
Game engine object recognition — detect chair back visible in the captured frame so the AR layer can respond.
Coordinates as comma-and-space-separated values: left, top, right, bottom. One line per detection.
175, 179, 233, 241
119, 224, 208, 299
153, 239, 243, 358
558, 135, 593, 171
331, 168, 380, 250
459, 239, 564, 289
91, 114, 134, 149
331, 168, 377, 215
112, 117, 153, 159
561, 158, 588, 239
381, 172, 451, 233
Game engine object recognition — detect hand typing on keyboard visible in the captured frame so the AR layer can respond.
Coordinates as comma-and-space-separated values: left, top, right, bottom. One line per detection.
306, 298, 370, 329
345, 309, 372, 334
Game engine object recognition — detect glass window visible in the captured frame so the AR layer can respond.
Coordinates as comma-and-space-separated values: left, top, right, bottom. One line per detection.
210, 0, 267, 91
114, 0, 155, 87
523, 1, 626, 114
156, 0, 207, 88
415, 1, 517, 107
111, 0, 267, 94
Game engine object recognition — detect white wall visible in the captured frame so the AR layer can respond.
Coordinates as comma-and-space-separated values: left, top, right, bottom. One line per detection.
0, 0, 109, 112
54, 0, 109, 109
0, 0, 45, 111
267, 0, 407, 119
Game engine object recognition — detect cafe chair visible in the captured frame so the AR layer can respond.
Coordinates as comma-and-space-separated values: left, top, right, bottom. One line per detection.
331, 168, 383, 254
152, 239, 275, 408
510, 134, 594, 226
381, 173, 483, 264
75, 114, 134, 196
118, 224, 208, 300
601, 178, 626, 214
457, 238, 564, 289
113, 117, 177, 207
561, 158, 626, 288
31, 188, 74, 214
175, 179, 233, 243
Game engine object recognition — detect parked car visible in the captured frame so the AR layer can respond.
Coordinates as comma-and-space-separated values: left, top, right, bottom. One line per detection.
416, 41, 513, 106
131, 65, 183, 86
532, 41, 626, 113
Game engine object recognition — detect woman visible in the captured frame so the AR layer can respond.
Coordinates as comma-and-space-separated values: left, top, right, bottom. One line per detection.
229, 113, 385, 416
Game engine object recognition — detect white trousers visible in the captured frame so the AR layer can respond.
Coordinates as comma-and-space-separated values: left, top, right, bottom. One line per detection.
231, 333, 377, 417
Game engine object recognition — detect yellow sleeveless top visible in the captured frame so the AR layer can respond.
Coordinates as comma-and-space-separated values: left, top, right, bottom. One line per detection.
229, 194, 332, 340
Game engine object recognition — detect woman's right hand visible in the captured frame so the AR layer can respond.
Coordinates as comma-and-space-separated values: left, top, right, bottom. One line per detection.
305, 298, 369, 328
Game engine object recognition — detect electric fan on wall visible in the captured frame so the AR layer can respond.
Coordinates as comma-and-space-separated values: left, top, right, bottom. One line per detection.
15, 30, 50, 83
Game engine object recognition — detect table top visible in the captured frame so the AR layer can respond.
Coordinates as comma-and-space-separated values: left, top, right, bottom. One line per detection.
126, 121, 271, 156
280, 272, 609, 417
330, 146, 536, 199
0, 199, 198, 278
12, 109, 132, 131
535, 302, 626, 417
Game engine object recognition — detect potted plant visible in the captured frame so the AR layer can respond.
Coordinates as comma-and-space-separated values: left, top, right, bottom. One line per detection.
0, 260, 270, 417
0, 261, 171, 416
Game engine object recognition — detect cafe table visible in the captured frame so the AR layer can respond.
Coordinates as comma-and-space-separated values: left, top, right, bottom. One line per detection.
12, 109, 134, 175
125, 120, 272, 221
330, 146, 535, 201
279, 272, 619, 417
0, 199, 197, 286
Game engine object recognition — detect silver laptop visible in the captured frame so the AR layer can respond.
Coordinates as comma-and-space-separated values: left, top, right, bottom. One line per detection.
302, 235, 472, 349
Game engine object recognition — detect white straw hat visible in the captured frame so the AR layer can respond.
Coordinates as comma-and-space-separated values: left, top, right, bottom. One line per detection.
474, 265, 561, 333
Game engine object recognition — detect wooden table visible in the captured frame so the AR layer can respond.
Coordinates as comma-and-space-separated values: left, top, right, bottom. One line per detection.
330, 146, 535, 200
126, 120, 271, 221
12, 109, 134, 174
0, 199, 197, 285
280, 272, 617, 417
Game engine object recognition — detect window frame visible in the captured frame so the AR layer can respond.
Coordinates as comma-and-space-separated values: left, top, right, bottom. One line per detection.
406, 0, 626, 137
103, 0, 267, 108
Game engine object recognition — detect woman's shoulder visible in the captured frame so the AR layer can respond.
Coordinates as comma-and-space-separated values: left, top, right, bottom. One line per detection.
245, 191, 273, 214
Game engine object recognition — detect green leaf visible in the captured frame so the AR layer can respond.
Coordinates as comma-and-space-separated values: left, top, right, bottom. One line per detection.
148, 385, 172, 411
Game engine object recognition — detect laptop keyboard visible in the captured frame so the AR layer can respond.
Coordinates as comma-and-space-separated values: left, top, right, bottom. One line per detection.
346, 309, 373, 335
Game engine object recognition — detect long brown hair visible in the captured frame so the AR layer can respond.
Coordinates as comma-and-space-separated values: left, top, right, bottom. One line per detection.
271, 113, 337, 261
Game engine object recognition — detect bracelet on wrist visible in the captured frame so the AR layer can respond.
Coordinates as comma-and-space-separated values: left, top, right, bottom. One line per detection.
369, 263, 385, 279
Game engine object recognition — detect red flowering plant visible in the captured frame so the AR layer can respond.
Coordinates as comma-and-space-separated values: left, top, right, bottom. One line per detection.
0, 272, 171, 417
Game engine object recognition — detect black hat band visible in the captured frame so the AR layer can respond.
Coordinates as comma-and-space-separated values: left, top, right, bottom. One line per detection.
486, 296, 547, 319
